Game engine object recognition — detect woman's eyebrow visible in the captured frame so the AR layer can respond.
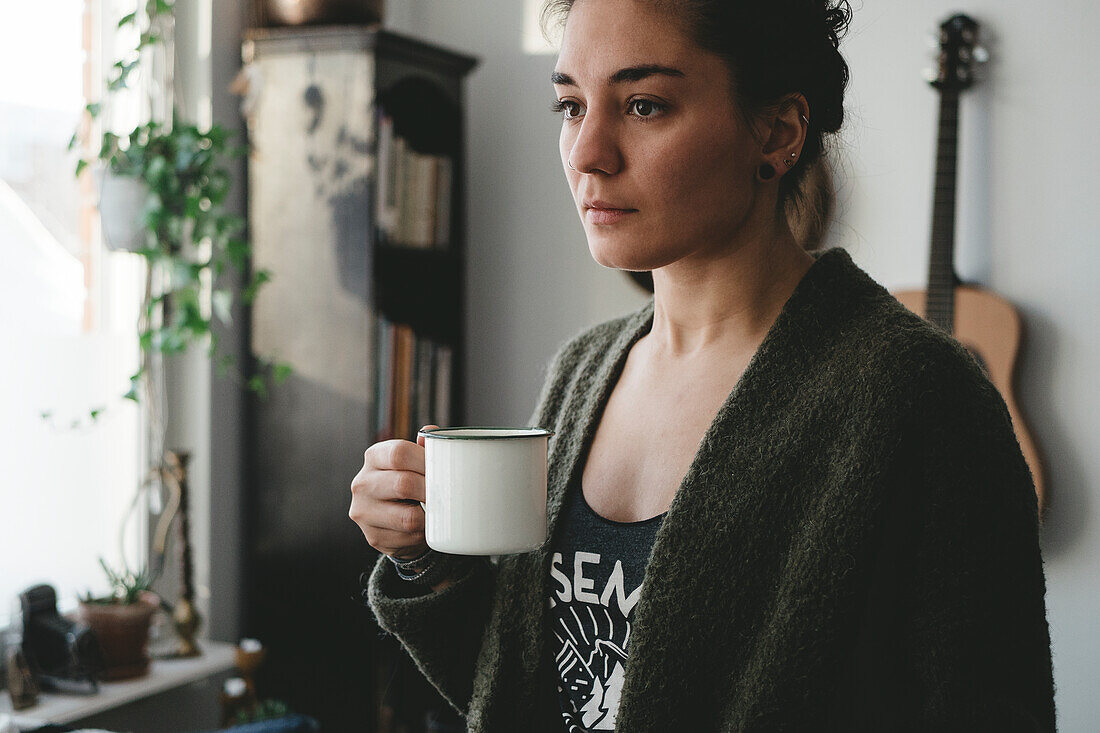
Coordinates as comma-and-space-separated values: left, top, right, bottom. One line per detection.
551, 65, 686, 87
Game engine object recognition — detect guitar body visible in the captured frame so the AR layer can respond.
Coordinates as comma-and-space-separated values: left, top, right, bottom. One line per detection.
893, 285, 1045, 507
904, 14, 1046, 511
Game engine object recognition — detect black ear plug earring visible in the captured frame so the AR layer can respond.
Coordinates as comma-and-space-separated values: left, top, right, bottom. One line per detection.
758, 163, 776, 180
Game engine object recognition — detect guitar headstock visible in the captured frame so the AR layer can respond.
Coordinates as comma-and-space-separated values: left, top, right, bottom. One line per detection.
928, 14, 987, 91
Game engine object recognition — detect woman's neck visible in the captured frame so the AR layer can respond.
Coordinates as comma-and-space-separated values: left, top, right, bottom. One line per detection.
646, 225, 815, 359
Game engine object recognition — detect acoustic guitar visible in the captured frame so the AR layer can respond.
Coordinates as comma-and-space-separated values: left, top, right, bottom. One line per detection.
892, 14, 1046, 509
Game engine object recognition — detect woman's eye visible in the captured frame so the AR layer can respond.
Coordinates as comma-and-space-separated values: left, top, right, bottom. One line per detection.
628, 99, 665, 119
551, 98, 664, 121
551, 99, 583, 120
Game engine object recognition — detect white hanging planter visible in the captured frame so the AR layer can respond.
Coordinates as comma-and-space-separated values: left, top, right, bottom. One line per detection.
97, 168, 149, 252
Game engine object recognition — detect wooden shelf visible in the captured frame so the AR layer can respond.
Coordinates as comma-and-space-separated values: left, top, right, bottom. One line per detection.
373, 242, 462, 344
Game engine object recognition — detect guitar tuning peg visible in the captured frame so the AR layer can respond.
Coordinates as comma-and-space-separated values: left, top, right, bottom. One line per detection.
973, 45, 990, 63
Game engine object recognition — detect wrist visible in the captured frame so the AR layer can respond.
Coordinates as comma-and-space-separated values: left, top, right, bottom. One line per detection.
389, 547, 433, 569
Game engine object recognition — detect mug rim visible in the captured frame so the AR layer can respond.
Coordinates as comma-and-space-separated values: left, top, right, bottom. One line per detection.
418, 426, 554, 440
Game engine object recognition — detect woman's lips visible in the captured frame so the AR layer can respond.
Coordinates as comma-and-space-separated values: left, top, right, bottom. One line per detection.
585, 206, 637, 225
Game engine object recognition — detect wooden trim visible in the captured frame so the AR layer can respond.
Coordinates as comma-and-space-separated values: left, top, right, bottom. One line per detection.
243, 25, 478, 75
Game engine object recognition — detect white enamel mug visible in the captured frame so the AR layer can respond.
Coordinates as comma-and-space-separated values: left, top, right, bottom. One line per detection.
418, 427, 553, 555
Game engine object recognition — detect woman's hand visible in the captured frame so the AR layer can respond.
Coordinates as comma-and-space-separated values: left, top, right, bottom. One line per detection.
349, 425, 438, 560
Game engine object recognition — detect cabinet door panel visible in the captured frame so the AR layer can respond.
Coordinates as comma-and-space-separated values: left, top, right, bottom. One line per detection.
246, 44, 379, 730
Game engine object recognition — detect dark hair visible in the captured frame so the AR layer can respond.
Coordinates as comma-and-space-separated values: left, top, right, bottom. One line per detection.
542, 0, 852, 205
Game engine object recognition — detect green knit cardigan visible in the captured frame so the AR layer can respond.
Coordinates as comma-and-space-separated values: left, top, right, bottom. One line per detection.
368, 247, 1055, 732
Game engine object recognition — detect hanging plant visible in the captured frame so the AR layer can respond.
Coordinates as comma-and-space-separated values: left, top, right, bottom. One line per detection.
90, 114, 291, 403
59, 0, 291, 429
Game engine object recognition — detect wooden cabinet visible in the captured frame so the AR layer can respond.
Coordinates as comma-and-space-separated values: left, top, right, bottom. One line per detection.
242, 26, 476, 731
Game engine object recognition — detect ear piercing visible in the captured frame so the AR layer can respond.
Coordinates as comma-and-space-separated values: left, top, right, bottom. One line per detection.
761, 152, 799, 179
761, 151, 799, 180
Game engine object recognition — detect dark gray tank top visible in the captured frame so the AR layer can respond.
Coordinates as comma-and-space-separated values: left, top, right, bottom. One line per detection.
548, 480, 666, 732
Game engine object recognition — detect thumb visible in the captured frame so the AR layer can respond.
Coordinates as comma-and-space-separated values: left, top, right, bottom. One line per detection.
417, 424, 440, 448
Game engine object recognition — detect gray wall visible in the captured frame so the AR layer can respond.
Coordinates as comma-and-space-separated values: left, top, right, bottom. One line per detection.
389, 1, 1099, 729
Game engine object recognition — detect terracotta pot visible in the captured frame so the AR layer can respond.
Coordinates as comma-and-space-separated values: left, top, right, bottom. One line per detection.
79, 600, 157, 681
261, 0, 384, 26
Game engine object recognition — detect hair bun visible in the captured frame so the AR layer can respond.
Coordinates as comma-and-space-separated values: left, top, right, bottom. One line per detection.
801, 0, 851, 134
813, 44, 848, 134
822, 1, 853, 49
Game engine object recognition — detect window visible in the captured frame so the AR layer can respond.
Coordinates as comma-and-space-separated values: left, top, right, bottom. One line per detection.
0, 0, 149, 623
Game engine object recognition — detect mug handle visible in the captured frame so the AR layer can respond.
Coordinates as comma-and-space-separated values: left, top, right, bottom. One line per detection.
417, 426, 436, 517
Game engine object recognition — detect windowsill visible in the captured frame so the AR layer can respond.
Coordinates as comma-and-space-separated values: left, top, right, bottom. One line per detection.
1, 639, 236, 726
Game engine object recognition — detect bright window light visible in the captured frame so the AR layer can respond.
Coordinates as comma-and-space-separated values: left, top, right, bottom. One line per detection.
0, 0, 147, 625
523, 0, 560, 55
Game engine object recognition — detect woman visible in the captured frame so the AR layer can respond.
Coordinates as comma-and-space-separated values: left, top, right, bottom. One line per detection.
349, 0, 1056, 730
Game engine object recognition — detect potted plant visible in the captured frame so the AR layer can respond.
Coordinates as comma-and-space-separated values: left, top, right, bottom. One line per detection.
72, 0, 291, 414
78, 559, 160, 681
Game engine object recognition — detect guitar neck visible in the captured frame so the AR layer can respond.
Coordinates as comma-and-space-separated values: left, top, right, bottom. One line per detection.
927, 89, 960, 332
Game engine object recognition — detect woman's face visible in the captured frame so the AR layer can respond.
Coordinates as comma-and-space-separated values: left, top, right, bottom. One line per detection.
554, 0, 763, 272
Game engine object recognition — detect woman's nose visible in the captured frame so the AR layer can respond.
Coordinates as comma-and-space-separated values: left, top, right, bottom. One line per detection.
566, 110, 622, 176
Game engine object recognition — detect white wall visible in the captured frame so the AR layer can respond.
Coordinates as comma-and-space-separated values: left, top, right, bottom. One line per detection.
392, 1, 1099, 729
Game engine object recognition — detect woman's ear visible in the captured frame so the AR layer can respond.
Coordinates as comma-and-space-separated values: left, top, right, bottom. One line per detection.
760, 93, 810, 166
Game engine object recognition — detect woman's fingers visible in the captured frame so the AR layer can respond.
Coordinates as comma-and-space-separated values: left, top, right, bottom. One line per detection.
361, 497, 427, 557
367, 438, 426, 475
350, 433, 437, 557
417, 424, 440, 448
360, 525, 428, 559
350, 469, 425, 515
378, 465, 425, 504
359, 498, 425, 536
350, 492, 428, 554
